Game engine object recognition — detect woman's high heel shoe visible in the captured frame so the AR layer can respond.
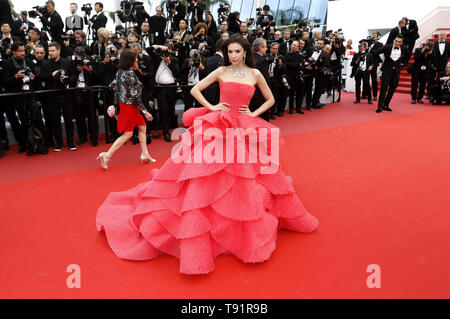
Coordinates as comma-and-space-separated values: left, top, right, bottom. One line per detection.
96, 152, 111, 170
140, 153, 156, 164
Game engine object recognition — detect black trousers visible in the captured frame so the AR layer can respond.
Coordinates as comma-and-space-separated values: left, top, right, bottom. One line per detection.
73, 91, 99, 143
0, 97, 24, 146
304, 75, 314, 106
312, 72, 326, 107
272, 83, 288, 114
355, 71, 372, 101
378, 70, 400, 108
9, 96, 33, 148
48, 95, 75, 146
287, 78, 304, 111
183, 85, 199, 112
411, 71, 428, 100
156, 84, 177, 132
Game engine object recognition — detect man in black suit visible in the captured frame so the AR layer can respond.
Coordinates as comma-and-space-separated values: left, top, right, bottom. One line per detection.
308, 39, 328, 109
203, 39, 225, 106
249, 38, 270, 122
279, 30, 293, 56
37, 1, 64, 44
386, 20, 406, 45
365, 32, 383, 100
12, 11, 35, 42
351, 41, 375, 104
374, 35, 409, 112
402, 17, 419, 60
65, 3, 84, 33
149, 6, 167, 45
407, 43, 433, 104
88, 2, 107, 42
188, 0, 205, 27
433, 32, 450, 73
171, 0, 186, 32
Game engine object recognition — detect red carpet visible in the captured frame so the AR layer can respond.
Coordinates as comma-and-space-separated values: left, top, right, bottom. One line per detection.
1, 93, 449, 298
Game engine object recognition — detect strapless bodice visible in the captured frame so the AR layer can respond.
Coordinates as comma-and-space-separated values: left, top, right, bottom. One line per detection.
219, 81, 256, 115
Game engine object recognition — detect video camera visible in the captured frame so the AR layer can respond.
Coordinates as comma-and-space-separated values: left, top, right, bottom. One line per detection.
166, 0, 177, 11
28, 5, 47, 19
0, 37, 11, 51
81, 3, 93, 16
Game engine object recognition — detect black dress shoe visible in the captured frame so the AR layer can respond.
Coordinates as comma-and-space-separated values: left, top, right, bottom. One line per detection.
163, 132, 171, 142
306, 106, 312, 111
411, 99, 416, 104
0, 140, 6, 158
296, 108, 304, 114
383, 106, 392, 111
26, 148, 34, 156
277, 112, 284, 117
131, 136, 139, 145
288, 109, 294, 114
77, 138, 86, 145
270, 114, 276, 120
18, 145, 27, 154
373, 97, 377, 101
361, 95, 368, 100
376, 107, 383, 113
353, 99, 360, 104
417, 99, 424, 104
90, 139, 98, 147
368, 100, 373, 104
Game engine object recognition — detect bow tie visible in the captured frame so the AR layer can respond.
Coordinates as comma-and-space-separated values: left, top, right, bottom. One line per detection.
394, 47, 400, 50
440, 41, 446, 43
315, 49, 320, 53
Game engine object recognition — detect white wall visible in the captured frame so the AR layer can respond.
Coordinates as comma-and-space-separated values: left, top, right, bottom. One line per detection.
327, 0, 450, 46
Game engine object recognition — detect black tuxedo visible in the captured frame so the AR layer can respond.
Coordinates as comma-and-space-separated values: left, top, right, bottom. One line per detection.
11, 18, 35, 42
171, 2, 186, 31
90, 12, 107, 36
203, 52, 223, 106
279, 39, 293, 56
268, 54, 288, 114
433, 41, 450, 72
375, 44, 409, 108
249, 52, 270, 122
149, 15, 167, 45
40, 11, 64, 43
351, 51, 375, 100
386, 26, 406, 45
408, 47, 433, 100
366, 41, 384, 98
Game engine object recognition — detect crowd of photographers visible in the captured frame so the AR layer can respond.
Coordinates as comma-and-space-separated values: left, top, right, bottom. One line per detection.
11, 1, 448, 159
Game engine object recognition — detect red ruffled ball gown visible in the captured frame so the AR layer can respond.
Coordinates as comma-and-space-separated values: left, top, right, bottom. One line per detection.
96, 81, 319, 275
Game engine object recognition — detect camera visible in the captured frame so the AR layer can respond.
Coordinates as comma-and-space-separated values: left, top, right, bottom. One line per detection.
218, 3, 228, 14
28, 5, 47, 19
0, 37, 11, 51
21, 67, 34, 84
155, 47, 171, 57
61, 34, 75, 40
281, 75, 290, 89
191, 53, 201, 68
54, 69, 68, 81
81, 3, 92, 16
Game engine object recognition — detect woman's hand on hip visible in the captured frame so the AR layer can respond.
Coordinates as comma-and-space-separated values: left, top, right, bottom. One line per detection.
209, 102, 230, 112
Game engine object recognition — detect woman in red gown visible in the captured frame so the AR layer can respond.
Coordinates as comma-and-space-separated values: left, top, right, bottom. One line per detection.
97, 49, 156, 170
96, 36, 319, 275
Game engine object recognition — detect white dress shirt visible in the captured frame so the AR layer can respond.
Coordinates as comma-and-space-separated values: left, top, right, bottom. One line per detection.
155, 60, 175, 84
390, 47, 401, 61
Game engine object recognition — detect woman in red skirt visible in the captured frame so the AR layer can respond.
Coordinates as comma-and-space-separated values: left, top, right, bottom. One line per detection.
97, 49, 156, 170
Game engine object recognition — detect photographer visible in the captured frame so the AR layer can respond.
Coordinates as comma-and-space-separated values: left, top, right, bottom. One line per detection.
279, 30, 293, 56
256, 5, 274, 39
95, 44, 120, 142
188, 0, 205, 27
168, 0, 186, 32
193, 22, 214, 57
70, 46, 98, 146
1, 41, 35, 154
285, 40, 306, 114
267, 42, 288, 118
36, 1, 64, 44
171, 32, 189, 70
407, 42, 434, 104
88, 2, 107, 42
433, 62, 450, 105
147, 41, 180, 142
249, 38, 271, 122
326, 34, 345, 97
1, 22, 18, 60
402, 17, 419, 61
116, 0, 151, 31
365, 32, 383, 100
308, 39, 328, 109
130, 42, 154, 144
351, 41, 375, 104
90, 27, 110, 62
227, 11, 242, 34
149, 6, 167, 45
40, 42, 77, 151
205, 12, 217, 39
26, 27, 48, 59
12, 11, 35, 42
181, 48, 205, 111
238, 21, 249, 40
140, 21, 153, 51
65, 3, 84, 33
217, 3, 230, 25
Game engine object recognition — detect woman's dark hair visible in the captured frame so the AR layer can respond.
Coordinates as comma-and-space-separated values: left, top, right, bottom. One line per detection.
194, 22, 208, 34
118, 48, 137, 70
222, 35, 255, 68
